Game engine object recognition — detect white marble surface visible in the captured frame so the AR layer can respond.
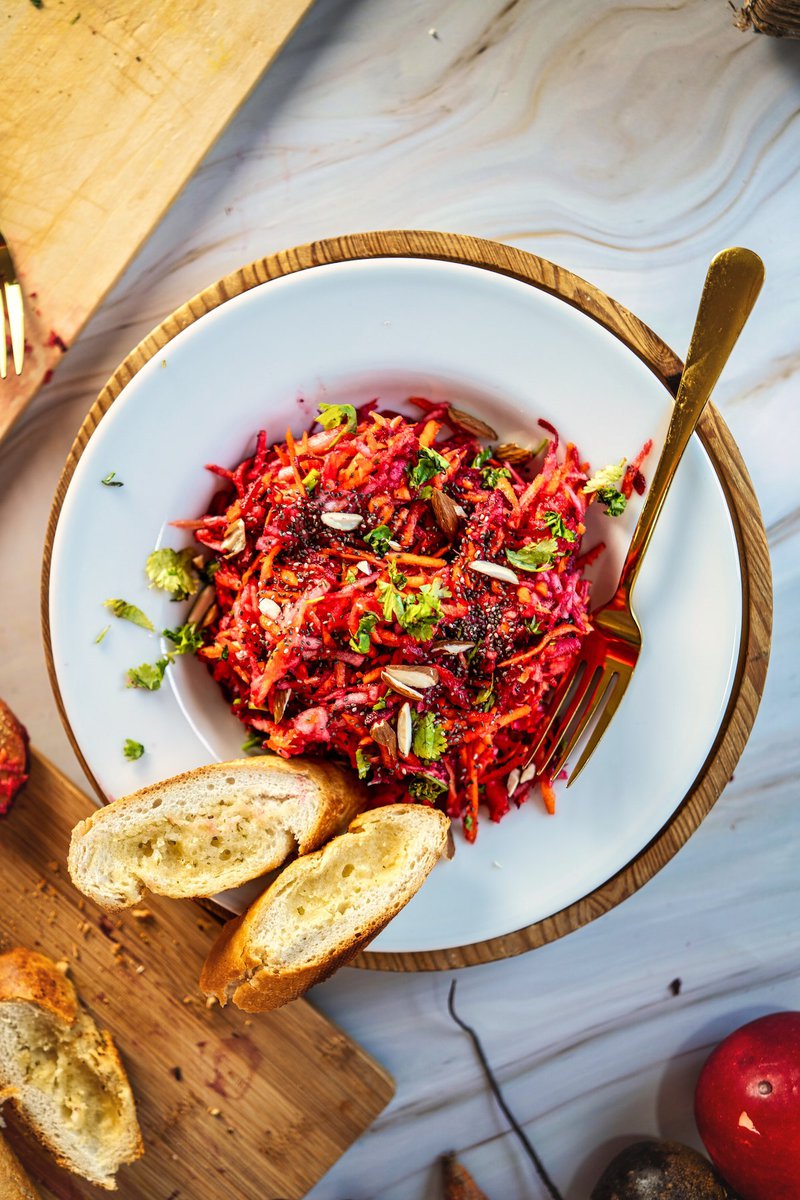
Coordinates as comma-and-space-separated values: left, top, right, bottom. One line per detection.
1, 1, 799, 1197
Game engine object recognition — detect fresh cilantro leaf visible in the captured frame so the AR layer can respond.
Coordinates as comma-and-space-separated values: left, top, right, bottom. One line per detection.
397, 579, 450, 642
408, 773, 448, 802
543, 510, 576, 542
100, 471, 123, 487
316, 403, 357, 433
302, 468, 320, 494
527, 616, 543, 634
481, 466, 511, 489
221, 645, 229, 661
583, 458, 626, 495
104, 598, 154, 631
372, 697, 387, 711
376, 562, 408, 622
145, 547, 199, 601
364, 524, 392, 555
597, 486, 627, 517
471, 446, 493, 469
126, 658, 170, 690
94, 625, 110, 645
123, 739, 145, 761
349, 612, 378, 654
163, 622, 204, 655
475, 680, 495, 711
242, 730, 268, 756
355, 748, 371, 779
506, 538, 558, 573
411, 712, 448, 761
418, 485, 434, 500
409, 445, 449, 490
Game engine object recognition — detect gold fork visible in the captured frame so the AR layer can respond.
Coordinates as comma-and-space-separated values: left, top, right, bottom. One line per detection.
0, 231, 25, 379
528, 246, 765, 787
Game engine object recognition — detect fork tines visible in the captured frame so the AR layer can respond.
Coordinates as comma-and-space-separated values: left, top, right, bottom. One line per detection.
0, 233, 25, 379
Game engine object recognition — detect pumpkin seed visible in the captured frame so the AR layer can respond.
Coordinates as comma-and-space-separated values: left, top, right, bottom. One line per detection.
468, 560, 520, 585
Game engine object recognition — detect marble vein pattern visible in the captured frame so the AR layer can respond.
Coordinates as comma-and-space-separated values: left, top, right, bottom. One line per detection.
0, 1, 798, 1198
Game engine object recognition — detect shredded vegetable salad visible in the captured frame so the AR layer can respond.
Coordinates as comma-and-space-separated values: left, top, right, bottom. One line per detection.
183, 399, 650, 841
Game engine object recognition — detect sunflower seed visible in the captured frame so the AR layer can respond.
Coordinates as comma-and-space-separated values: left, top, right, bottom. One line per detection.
187, 584, 216, 626
356, 560, 372, 575
520, 762, 536, 785
496, 442, 534, 465
272, 690, 289, 722
430, 488, 459, 539
468, 560, 520, 585
448, 405, 498, 441
383, 666, 439, 692
221, 517, 246, 557
431, 640, 476, 655
259, 596, 282, 620
397, 703, 412, 757
321, 512, 363, 531
506, 768, 521, 796
371, 721, 398, 756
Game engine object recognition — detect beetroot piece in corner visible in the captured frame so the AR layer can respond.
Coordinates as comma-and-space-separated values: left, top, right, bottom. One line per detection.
0, 699, 30, 817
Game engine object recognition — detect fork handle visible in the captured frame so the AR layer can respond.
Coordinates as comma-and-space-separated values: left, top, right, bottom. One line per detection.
615, 247, 764, 602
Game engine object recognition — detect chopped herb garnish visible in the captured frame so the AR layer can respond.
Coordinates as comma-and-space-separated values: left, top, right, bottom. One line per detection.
145, 547, 199, 601
316, 403, 357, 433
596, 486, 627, 517
543, 511, 576, 542
506, 538, 558, 573
397, 579, 450, 642
302, 468, 320, 494
104, 598, 154, 631
163, 622, 204, 655
355, 748, 371, 779
481, 466, 511, 489
221, 645, 229, 661
126, 658, 170, 691
471, 447, 493, 469
583, 458, 626, 495
408, 774, 448, 802
364, 524, 392, 555
409, 445, 449, 490
372, 697, 387, 711
199, 559, 220, 585
412, 712, 448, 761
242, 730, 268, 756
527, 616, 543, 635
376, 563, 408, 622
418, 485, 434, 500
475, 681, 495, 711
123, 739, 144, 761
344, 567, 359, 585
349, 612, 378, 654
100, 471, 123, 487
94, 625, 110, 645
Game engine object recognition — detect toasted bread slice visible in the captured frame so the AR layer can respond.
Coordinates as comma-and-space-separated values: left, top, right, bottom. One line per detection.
0, 1132, 42, 1200
0, 949, 142, 1190
68, 756, 365, 909
201, 804, 449, 1012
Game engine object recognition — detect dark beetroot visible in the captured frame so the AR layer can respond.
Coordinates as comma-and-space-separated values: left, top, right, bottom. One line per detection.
0, 699, 29, 816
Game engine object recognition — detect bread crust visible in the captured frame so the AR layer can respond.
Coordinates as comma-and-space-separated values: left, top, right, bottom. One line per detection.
0, 1133, 42, 1200
200, 806, 449, 1012
69, 755, 366, 907
0, 949, 143, 1189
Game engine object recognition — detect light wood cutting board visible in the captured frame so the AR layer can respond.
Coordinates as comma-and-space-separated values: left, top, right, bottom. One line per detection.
0, 0, 316, 441
0, 751, 394, 1199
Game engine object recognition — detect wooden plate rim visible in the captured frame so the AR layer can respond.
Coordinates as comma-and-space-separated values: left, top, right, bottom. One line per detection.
40, 229, 773, 972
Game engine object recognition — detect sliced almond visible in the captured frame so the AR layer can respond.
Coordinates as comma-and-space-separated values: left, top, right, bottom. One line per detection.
453, 503, 468, 519
258, 596, 282, 620
221, 518, 246, 557
380, 672, 422, 701
272, 690, 289, 722
356, 560, 372, 575
468, 560, 520, 585
430, 489, 459, 539
200, 602, 218, 630
383, 666, 439, 689
496, 442, 534, 465
321, 512, 363, 532
187, 584, 216, 626
431, 640, 476, 655
448, 405, 498, 441
370, 721, 398, 756
397, 703, 413, 757
506, 768, 521, 796
519, 762, 536, 785
387, 539, 402, 551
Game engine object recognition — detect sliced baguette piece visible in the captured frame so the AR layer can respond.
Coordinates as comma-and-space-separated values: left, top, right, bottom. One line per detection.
201, 803, 450, 1012
68, 756, 365, 909
0, 1132, 42, 1200
0, 949, 142, 1190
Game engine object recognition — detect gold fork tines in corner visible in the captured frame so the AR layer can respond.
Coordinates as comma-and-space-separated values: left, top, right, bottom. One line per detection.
0, 233, 25, 378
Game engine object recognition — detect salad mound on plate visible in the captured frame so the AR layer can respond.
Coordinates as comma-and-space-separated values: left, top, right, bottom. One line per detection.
184, 398, 648, 842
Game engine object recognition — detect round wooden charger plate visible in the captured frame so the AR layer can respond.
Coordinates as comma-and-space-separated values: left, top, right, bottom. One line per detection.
42, 230, 772, 972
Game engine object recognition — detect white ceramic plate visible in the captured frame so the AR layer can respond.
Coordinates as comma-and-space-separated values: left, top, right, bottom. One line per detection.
48, 257, 742, 954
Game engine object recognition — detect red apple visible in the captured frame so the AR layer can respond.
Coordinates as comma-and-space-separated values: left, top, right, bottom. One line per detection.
695, 1012, 800, 1200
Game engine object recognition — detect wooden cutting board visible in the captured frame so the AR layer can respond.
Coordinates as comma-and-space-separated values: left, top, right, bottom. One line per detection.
0, 0, 316, 442
0, 752, 394, 1200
